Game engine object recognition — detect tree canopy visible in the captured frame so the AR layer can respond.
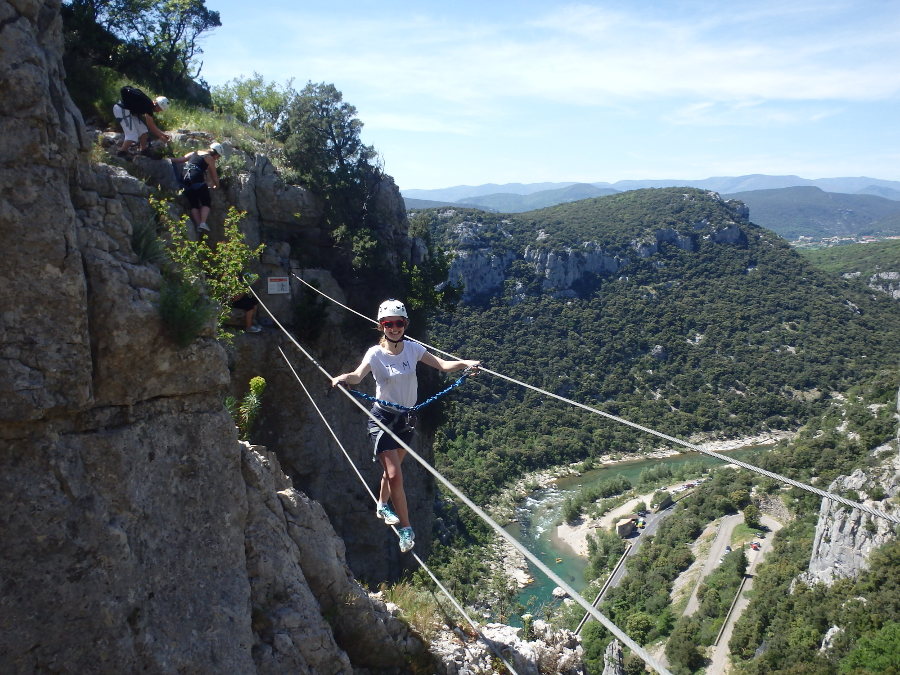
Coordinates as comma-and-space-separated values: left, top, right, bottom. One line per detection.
279, 82, 378, 191
63, 0, 220, 103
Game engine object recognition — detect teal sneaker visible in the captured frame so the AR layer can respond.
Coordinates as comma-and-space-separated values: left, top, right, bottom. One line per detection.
376, 503, 399, 526
398, 527, 415, 553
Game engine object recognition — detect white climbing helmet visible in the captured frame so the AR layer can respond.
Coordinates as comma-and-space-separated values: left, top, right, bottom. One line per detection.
209, 142, 224, 156
154, 96, 170, 111
377, 299, 408, 321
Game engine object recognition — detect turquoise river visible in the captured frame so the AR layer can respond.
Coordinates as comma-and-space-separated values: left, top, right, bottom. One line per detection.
506, 444, 771, 620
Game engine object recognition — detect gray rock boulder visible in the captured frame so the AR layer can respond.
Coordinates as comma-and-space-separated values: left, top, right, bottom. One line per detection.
428, 619, 585, 674
602, 639, 626, 675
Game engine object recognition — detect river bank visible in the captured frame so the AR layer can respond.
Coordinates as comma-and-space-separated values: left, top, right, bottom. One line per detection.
553, 430, 794, 557
495, 431, 793, 586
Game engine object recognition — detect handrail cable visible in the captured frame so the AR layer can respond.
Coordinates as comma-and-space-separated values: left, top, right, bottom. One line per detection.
276, 346, 518, 675
290, 273, 900, 525
248, 286, 673, 675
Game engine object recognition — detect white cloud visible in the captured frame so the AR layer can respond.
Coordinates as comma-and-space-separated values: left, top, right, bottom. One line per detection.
203, 0, 900, 186
208, 1, 900, 110
665, 100, 844, 127
361, 111, 478, 135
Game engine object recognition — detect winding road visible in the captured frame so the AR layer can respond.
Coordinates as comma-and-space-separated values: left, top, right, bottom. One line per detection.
683, 513, 743, 616
705, 514, 782, 674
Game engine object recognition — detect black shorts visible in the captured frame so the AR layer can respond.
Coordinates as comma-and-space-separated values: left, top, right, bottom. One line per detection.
367, 405, 414, 459
185, 184, 211, 209
231, 294, 258, 311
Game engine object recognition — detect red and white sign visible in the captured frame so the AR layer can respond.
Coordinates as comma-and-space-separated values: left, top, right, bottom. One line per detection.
267, 276, 290, 294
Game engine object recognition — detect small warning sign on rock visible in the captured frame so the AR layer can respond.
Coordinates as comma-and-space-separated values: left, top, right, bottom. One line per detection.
267, 276, 290, 294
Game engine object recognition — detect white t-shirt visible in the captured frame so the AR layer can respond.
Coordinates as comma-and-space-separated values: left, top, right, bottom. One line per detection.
362, 340, 427, 408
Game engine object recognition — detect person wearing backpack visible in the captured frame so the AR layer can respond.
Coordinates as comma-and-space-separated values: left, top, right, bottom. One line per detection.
113, 86, 171, 156
170, 143, 223, 233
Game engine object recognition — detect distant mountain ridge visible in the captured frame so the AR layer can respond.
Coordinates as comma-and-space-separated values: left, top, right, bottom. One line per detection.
404, 175, 900, 209
724, 186, 900, 240
454, 183, 619, 213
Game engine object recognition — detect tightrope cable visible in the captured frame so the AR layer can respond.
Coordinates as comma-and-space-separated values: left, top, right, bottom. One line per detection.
248, 284, 674, 675
290, 273, 900, 525
276, 346, 519, 675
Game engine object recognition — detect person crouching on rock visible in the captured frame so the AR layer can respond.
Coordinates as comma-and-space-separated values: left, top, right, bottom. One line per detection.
171, 142, 223, 234
330, 299, 479, 553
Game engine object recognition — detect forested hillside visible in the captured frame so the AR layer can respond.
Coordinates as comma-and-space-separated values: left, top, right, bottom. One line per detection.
416, 189, 900, 500
725, 186, 900, 240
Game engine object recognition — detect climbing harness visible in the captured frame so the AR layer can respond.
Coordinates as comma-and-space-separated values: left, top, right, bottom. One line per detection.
345, 367, 476, 429
351, 359, 474, 456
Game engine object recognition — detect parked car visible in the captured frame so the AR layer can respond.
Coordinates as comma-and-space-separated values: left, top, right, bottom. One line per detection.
724, 546, 732, 553
751, 542, 761, 551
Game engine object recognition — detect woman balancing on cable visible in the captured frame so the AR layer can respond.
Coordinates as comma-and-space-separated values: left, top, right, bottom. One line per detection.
331, 300, 479, 553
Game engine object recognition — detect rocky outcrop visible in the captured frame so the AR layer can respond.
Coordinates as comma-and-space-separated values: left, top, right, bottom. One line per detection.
602, 639, 626, 675
800, 450, 900, 586
428, 620, 585, 674
710, 223, 747, 244
631, 228, 697, 257
448, 248, 516, 301
242, 444, 417, 672
524, 244, 626, 294
868, 271, 900, 300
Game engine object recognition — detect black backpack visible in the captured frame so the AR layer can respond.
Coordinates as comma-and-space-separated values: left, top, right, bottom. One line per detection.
181, 153, 207, 187
119, 86, 155, 116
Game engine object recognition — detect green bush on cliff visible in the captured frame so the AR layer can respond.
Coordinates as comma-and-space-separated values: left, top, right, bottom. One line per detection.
150, 197, 264, 344
131, 216, 168, 266
226, 376, 267, 441
158, 275, 215, 348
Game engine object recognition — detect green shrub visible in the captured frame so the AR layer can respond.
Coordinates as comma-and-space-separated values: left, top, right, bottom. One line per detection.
131, 217, 168, 266
158, 275, 215, 348
227, 376, 267, 441
64, 64, 130, 125
152, 197, 265, 340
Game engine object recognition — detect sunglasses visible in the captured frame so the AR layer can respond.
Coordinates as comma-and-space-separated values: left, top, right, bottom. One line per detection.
380, 319, 407, 329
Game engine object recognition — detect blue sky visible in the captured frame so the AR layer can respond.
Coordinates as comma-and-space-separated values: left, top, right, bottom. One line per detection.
200, 0, 900, 190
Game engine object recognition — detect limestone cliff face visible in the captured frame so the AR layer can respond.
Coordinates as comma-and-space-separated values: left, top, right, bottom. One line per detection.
801, 392, 900, 584
801, 450, 900, 586
0, 1, 422, 671
801, 389, 900, 587
523, 244, 626, 296
867, 271, 900, 300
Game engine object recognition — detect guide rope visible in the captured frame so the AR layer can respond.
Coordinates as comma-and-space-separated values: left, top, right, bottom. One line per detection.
347, 368, 474, 413
290, 273, 900, 525
276, 346, 519, 675
247, 285, 674, 675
